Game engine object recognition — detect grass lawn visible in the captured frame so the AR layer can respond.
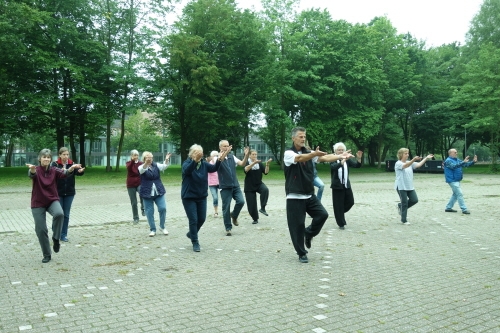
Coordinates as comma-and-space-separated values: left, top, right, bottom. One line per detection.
0, 162, 495, 189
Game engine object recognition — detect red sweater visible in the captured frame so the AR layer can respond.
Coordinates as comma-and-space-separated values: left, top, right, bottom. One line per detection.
30, 166, 69, 208
126, 160, 143, 188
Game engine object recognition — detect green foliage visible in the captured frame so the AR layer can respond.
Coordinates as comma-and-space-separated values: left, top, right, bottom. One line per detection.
111, 110, 163, 154
1, 0, 498, 172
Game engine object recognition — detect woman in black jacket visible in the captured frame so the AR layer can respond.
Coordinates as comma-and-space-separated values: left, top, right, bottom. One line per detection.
330, 143, 362, 229
51, 147, 85, 242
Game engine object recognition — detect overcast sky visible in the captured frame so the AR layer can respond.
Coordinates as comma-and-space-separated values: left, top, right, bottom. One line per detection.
169, 0, 484, 47
232, 0, 484, 47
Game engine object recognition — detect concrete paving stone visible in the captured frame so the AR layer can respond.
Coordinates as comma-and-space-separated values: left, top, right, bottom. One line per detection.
2, 175, 500, 332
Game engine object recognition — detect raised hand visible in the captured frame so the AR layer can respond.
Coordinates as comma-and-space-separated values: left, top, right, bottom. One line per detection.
26, 163, 36, 173
342, 150, 354, 159
314, 146, 327, 157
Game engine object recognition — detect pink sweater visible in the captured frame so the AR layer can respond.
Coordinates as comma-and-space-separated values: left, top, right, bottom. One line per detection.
208, 158, 219, 186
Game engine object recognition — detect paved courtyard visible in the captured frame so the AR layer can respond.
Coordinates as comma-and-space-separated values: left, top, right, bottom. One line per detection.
1, 172, 499, 332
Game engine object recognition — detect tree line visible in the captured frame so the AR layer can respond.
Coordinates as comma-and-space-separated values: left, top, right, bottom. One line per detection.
1, 0, 499, 170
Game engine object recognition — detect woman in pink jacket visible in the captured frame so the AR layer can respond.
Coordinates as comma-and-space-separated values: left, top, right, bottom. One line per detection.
207, 150, 219, 217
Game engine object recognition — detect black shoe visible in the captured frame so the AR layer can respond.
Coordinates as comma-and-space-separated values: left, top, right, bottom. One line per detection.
186, 232, 191, 239
141, 210, 145, 216
52, 238, 60, 253
445, 208, 457, 212
252, 220, 259, 224
230, 213, 239, 226
462, 210, 470, 215
226, 229, 232, 236
339, 226, 345, 230
299, 255, 309, 263
305, 235, 312, 249
259, 209, 268, 216
193, 242, 200, 252
42, 256, 51, 263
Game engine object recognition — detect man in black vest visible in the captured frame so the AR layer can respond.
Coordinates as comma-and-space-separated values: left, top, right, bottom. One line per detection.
284, 127, 353, 263
217, 140, 250, 236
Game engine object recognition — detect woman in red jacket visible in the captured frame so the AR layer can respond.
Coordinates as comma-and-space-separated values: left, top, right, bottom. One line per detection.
126, 149, 144, 224
27, 149, 81, 263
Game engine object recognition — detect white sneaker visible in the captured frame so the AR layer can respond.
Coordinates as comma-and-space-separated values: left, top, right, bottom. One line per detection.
160, 228, 169, 235
149, 231, 156, 237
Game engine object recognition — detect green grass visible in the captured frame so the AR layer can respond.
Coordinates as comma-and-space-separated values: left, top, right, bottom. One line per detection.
0, 162, 496, 189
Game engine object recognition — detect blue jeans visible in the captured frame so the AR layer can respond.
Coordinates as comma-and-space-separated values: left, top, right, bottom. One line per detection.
313, 176, 325, 201
446, 181, 467, 212
182, 198, 207, 243
220, 187, 245, 231
59, 195, 75, 238
208, 185, 219, 207
397, 189, 418, 223
143, 195, 166, 232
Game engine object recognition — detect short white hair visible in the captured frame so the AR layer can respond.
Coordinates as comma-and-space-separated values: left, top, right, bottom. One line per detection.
333, 142, 346, 152
130, 149, 139, 156
210, 150, 218, 157
188, 144, 203, 158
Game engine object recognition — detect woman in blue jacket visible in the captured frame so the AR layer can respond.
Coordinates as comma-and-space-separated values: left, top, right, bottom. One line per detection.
182, 144, 228, 252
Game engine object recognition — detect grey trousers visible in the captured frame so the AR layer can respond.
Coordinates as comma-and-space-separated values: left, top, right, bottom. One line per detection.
32, 201, 64, 258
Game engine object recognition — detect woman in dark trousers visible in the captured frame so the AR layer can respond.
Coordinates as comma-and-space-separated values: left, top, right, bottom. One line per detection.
51, 147, 85, 242
27, 149, 81, 263
330, 142, 362, 229
126, 149, 144, 224
244, 150, 272, 224
182, 144, 228, 252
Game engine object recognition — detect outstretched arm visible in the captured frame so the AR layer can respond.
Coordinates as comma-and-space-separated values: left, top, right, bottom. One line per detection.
414, 154, 434, 169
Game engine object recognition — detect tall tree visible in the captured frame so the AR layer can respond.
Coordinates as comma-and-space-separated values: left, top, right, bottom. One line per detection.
149, 0, 268, 160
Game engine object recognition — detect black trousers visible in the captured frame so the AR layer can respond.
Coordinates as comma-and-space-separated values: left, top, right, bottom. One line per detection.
286, 196, 328, 257
245, 183, 269, 221
331, 187, 355, 227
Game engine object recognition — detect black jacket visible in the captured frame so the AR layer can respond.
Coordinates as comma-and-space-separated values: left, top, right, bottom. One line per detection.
284, 146, 314, 196
330, 159, 361, 189
51, 159, 84, 196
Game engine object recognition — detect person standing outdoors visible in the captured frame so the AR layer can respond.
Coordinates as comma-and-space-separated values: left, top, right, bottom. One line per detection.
182, 144, 229, 252
244, 149, 272, 224
444, 148, 476, 214
51, 147, 85, 242
126, 149, 144, 224
27, 149, 82, 263
139, 151, 171, 237
284, 127, 353, 263
207, 150, 220, 218
394, 148, 434, 224
217, 140, 249, 236
330, 142, 363, 229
